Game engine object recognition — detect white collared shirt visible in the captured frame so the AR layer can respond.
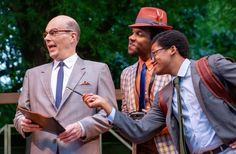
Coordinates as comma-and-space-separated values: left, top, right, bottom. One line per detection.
51, 53, 78, 102
172, 59, 223, 154
51, 53, 86, 136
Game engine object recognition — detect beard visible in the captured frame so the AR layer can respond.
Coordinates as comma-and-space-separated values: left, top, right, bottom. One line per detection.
128, 45, 139, 56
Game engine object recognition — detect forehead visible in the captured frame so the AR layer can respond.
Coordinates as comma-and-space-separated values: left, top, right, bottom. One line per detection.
151, 42, 160, 49
45, 17, 68, 31
132, 27, 151, 35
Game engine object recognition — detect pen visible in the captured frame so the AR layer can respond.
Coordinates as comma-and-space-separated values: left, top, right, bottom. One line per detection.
66, 87, 83, 96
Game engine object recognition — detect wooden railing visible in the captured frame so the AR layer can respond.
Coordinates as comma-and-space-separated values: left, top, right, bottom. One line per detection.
0, 93, 20, 104
0, 89, 122, 104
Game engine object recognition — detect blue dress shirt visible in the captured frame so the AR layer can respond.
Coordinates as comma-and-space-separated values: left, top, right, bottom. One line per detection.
172, 59, 222, 154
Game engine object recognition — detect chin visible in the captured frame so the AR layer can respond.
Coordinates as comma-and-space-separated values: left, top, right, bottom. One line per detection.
156, 69, 165, 75
49, 53, 58, 60
128, 50, 138, 56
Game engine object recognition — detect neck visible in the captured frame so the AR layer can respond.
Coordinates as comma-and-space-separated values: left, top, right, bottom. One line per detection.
57, 51, 76, 61
139, 54, 150, 62
170, 56, 186, 76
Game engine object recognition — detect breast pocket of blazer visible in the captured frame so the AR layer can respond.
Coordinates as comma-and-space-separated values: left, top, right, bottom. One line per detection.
74, 81, 96, 94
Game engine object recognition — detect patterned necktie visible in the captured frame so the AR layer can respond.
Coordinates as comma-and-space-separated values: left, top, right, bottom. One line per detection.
139, 63, 147, 111
174, 76, 188, 154
55, 61, 64, 108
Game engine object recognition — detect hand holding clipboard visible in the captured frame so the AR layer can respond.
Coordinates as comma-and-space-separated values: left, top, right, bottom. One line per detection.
17, 106, 65, 135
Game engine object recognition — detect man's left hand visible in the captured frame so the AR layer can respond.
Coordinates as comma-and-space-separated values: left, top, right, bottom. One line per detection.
58, 122, 82, 143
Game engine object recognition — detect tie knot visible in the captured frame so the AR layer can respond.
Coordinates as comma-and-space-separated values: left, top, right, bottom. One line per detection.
142, 63, 147, 69
58, 61, 64, 67
173, 76, 180, 86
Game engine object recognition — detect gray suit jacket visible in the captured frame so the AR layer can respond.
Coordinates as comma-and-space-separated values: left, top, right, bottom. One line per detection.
112, 54, 236, 152
14, 56, 117, 154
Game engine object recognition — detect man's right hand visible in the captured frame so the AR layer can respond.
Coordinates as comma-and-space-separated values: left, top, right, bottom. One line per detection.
82, 93, 113, 115
20, 117, 42, 133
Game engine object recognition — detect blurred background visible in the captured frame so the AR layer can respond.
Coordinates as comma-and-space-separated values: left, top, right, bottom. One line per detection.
0, 0, 236, 153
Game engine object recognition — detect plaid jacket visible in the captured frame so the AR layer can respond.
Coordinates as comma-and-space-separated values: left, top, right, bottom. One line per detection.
120, 62, 178, 154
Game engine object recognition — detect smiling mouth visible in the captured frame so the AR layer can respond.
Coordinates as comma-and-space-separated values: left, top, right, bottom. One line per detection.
128, 43, 136, 49
152, 61, 158, 66
129, 42, 135, 46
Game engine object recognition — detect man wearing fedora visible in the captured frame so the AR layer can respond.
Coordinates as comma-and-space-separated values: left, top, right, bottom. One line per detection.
120, 7, 177, 154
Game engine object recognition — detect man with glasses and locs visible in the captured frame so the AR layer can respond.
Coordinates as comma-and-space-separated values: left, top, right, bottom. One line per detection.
14, 15, 117, 154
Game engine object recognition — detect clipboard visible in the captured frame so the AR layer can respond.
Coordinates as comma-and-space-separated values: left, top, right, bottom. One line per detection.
17, 106, 65, 135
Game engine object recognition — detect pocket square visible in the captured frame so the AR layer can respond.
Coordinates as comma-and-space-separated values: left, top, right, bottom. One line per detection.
80, 81, 91, 85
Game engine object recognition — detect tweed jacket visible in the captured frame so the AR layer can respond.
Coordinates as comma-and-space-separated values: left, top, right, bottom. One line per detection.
112, 54, 236, 153
120, 62, 177, 153
14, 56, 117, 154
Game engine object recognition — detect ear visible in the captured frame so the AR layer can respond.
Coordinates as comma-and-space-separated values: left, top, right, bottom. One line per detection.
169, 45, 177, 56
71, 32, 77, 42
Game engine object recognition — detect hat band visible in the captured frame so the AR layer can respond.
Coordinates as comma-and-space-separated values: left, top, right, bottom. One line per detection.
135, 17, 167, 26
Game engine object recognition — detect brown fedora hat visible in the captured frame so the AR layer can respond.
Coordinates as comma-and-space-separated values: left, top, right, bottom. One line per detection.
129, 7, 172, 29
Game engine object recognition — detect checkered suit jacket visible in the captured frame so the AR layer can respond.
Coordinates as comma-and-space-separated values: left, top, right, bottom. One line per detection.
120, 62, 177, 154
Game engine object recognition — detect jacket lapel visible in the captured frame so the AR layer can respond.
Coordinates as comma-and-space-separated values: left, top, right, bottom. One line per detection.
59, 57, 86, 109
129, 62, 138, 111
191, 60, 201, 101
163, 82, 174, 118
163, 81, 179, 149
40, 63, 55, 107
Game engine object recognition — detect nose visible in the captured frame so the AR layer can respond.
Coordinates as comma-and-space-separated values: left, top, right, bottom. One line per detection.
151, 58, 158, 67
44, 33, 53, 43
43, 36, 51, 47
128, 33, 135, 41
150, 52, 157, 62
44, 34, 50, 41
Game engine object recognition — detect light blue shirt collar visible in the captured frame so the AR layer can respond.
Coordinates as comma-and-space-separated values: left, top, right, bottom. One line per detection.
172, 59, 191, 80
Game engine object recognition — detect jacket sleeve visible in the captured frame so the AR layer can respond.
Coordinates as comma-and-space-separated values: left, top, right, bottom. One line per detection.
79, 64, 117, 141
112, 98, 166, 144
13, 70, 31, 138
120, 69, 129, 113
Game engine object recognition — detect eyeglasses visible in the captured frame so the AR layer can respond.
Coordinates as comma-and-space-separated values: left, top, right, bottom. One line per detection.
151, 48, 165, 60
43, 28, 74, 38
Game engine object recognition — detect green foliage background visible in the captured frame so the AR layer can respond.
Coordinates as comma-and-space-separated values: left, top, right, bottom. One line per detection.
0, 0, 236, 126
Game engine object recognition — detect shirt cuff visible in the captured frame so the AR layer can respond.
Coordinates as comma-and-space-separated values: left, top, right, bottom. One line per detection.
78, 121, 85, 137
107, 107, 116, 123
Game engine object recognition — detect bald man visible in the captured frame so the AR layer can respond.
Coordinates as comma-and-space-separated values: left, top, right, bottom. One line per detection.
14, 15, 117, 154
